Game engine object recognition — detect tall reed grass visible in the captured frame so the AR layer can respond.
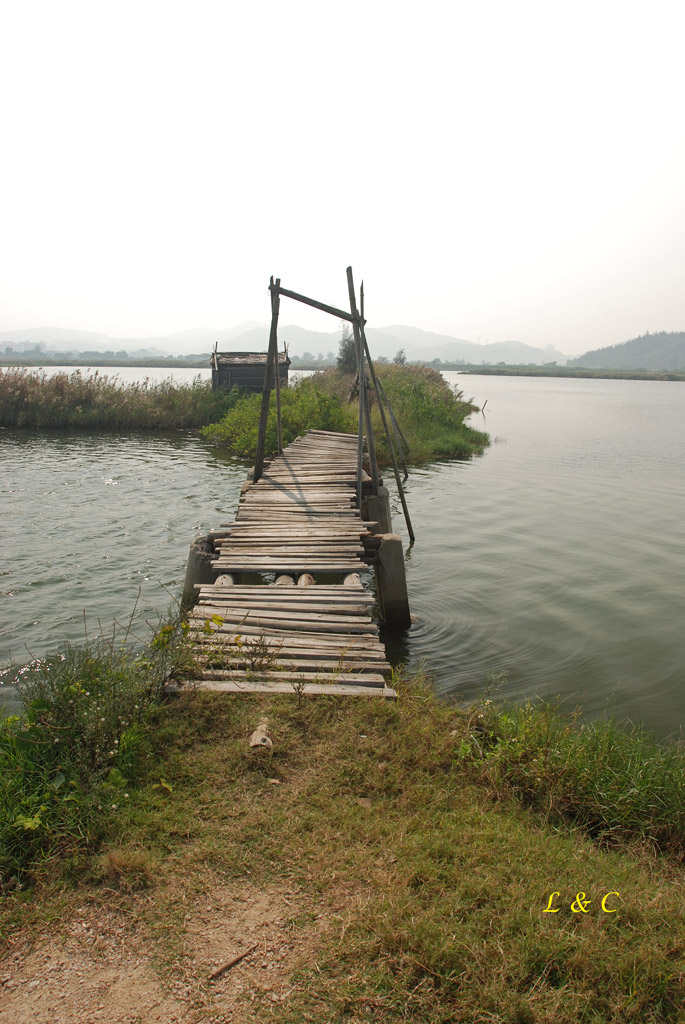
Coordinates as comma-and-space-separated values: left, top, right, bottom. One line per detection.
0, 368, 238, 429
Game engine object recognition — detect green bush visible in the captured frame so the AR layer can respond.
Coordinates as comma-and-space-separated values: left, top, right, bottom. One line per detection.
310, 364, 489, 463
201, 376, 356, 456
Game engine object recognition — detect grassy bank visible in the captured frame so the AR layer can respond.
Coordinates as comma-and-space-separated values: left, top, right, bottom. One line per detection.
2, 642, 684, 1021
0, 368, 239, 429
202, 365, 489, 463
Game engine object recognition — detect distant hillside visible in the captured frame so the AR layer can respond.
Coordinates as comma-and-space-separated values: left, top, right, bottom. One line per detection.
570, 332, 685, 370
1, 322, 568, 366
225, 323, 568, 366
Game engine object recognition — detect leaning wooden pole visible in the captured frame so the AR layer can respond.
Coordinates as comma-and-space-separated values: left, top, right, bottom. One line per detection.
354, 292, 366, 509
377, 376, 409, 480
254, 276, 280, 483
273, 341, 283, 454
360, 321, 415, 542
346, 267, 379, 494
355, 355, 364, 510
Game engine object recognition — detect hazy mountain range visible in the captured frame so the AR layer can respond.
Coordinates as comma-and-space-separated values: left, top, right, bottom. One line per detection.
568, 331, 685, 371
1, 323, 568, 365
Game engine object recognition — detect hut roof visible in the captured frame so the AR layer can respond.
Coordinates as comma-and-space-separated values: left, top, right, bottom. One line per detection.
213, 351, 290, 366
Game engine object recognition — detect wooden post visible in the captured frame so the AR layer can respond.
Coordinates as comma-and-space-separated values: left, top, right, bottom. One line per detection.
254, 276, 280, 483
346, 267, 379, 494
360, 323, 415, 542
273, 343, 283, 454
355, 290, 365, 509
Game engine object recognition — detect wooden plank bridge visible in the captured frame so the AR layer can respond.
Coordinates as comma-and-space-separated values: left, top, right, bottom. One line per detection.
173, 269, 413, 700
175, 430, 398, 697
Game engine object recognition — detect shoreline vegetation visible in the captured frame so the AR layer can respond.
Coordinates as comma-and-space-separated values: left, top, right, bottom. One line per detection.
0, 364, 489, 464
1, 629, 684, 1020
459, 365, 685, 381
201, 365, 489, 463
0, 367, 238, 431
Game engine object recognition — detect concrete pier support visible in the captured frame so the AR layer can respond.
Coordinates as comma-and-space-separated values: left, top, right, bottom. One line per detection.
375, 533, 411, 630
365, 485, 392, 535
181, 535, 217, 608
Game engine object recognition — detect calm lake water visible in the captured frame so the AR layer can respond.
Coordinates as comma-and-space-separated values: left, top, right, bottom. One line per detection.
1, 369, 683, 737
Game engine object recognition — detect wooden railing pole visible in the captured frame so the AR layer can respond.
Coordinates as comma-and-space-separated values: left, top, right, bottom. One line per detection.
346, 267, 379, 494
254, 276, 280, 483
361, 323, 415, 542
273, 341, 283, 454
355, 299, 364, 510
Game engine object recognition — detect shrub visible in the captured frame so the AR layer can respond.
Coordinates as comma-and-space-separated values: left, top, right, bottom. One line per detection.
201, 376, 356, 456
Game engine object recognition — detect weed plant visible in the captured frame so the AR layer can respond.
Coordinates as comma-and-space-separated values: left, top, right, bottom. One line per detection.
0, 367, 240, 429
0, 617, 189, 883
459, 695, 685, 857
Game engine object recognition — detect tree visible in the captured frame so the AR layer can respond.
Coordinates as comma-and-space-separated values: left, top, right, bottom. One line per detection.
393, 348, 406, 365
337, 323, 358, 374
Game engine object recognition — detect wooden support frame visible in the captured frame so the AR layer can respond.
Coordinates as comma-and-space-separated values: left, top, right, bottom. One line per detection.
254, 269, 410, 530
360, 321, 415, 542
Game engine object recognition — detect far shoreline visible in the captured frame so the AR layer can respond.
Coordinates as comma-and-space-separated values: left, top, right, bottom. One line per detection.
2, 357, 684, 381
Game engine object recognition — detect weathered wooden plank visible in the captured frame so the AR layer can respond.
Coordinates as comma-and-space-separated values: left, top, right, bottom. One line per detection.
180, 430, 393, 696
192, 659, 389, 675
192, 600, 370, 615
167, 680, 397, 698
212, 561, 367, 570
198, 669, 386, 685
189, 607, 378, 630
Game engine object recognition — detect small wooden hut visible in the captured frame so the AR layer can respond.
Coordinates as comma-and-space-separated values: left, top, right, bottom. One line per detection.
211, 349, 290, 393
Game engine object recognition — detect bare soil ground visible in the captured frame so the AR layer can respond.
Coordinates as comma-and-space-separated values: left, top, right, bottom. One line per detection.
0, 879, 346, 1023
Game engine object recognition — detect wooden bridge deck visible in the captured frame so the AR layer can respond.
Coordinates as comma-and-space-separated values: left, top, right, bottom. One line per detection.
174, 430, 396, 698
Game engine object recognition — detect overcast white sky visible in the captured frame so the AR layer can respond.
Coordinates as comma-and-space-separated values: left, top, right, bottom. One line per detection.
2, 0, 684, 354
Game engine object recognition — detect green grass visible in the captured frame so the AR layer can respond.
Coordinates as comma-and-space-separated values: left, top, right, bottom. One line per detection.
0, 367, 240, 429
2, 663, 684, 1021
458, 694, 685, 857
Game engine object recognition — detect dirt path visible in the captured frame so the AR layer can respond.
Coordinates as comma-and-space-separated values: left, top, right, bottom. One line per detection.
0, 880, 337, 1024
